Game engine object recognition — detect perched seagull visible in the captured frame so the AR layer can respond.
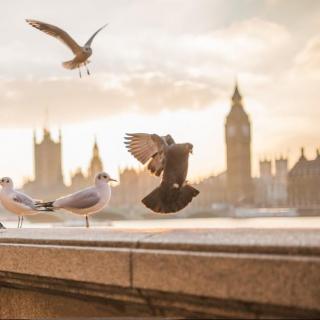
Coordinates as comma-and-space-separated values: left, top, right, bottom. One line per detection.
0, 177, 42, 228
124, 133, 200, 213
26, 19, 108, 78
39, 172, 116, 228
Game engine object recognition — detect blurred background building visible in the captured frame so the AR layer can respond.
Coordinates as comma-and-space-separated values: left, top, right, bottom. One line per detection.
23, 130, 104, 201
225, 83, 253, 205
288, 148, 320, 210
19, 82, 320, 217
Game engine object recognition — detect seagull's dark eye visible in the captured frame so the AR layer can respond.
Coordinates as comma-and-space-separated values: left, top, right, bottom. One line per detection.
103, 175, 107, 178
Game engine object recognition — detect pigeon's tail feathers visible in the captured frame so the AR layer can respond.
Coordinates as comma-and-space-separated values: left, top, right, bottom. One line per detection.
142, 186, 164, 213
142, 184, 199, 214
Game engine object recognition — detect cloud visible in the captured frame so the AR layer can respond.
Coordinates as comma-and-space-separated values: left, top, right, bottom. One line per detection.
0, 6, 296, 128
0, 72, 224, 127
294, 36, 320, 76
96, 18, 291, 77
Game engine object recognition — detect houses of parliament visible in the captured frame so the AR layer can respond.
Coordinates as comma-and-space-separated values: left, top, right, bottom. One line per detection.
21, 126, 158, 209
22, 129, 103, 200
21, 82, 320, 211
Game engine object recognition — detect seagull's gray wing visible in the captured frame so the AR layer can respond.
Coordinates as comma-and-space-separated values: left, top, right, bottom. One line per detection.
13, 191, 36, 209
55, 188, 100, 210
85, 24, 108, 47
125, 133, 173, 176
26, 19, 81, 54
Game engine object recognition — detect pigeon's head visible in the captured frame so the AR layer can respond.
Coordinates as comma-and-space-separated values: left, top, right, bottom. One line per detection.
0, 177, 13, 189
83, 46, 92, 55
95, 172, 117, 185
184, 143, 193, 155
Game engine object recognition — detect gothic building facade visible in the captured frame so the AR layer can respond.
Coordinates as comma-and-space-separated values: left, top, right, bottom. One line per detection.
111, 167, 158, 212
255, 157, 288, 207
23, 129, 104, 200
225, 83, 253, 205
23, 128, 67, 200
288, 148, 320, 209
69, 137, 104, 192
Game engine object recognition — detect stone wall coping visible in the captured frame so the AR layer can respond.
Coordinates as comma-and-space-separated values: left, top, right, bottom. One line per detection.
0, 228, 319, 255
0, 227, 319, 317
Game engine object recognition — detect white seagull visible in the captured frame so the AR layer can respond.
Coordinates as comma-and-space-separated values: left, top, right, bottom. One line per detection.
26, 19, 108, 78
0, 177, 42, 228
39, 172, 116, 228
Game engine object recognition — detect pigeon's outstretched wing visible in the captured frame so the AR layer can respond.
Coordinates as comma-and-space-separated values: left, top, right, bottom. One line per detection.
85, 24, 108, 47
26, 19, 81, 54
124, 133, 175, 176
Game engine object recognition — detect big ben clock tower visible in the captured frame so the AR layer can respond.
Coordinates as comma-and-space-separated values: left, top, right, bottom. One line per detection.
225, 82, 253, 204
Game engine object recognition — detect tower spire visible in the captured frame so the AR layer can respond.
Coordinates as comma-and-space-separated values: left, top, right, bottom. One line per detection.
93, 135, 99, 157
232, 80, 242, 103
43, 107, 51, 139
88, 136, 103, 178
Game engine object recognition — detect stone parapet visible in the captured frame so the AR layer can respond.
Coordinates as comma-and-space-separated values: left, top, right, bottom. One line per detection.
0, 228, 319, 318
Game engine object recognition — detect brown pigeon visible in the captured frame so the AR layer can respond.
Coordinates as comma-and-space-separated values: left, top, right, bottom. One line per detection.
124, 133, 199, 213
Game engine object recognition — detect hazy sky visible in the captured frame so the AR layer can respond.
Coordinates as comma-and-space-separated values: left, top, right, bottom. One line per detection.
1, 0, 320, 186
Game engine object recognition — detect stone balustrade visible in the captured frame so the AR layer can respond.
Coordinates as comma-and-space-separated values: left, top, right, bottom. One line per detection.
0, 228, 319, 318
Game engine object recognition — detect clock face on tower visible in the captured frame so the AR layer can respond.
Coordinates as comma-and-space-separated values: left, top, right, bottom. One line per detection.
227, 126, 236, 137
242, 125, 249, 136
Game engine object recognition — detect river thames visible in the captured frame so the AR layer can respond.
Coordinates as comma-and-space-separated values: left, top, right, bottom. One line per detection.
2, 216, 320, 229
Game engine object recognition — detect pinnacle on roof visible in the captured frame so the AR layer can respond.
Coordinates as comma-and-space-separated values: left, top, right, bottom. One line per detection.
232, 81, 242, 102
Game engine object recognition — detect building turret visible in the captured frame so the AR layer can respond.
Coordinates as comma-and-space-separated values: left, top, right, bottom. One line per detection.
260, 159, 272, 178
34, 127, 64, 188
88, 136, 103, 179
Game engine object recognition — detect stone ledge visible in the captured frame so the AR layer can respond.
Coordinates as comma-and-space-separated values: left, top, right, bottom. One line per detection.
1, 228, 320, 255
0, 228, 319, 318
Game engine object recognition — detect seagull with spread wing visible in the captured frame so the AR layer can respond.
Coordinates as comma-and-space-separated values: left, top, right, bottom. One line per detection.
125, 133, 200, 213
26, 19, 107, 78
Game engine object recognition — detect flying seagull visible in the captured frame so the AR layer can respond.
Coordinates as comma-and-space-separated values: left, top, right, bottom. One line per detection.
0, 222, 5, 229
0, 177, 43, 228
38, 172, 116, 228
124, 133, 200, 213
26, 19, 108, 78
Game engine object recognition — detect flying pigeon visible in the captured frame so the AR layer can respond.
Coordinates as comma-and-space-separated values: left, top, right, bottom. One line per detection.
124, 133, 199, 213
26, 19, 108, 78
0, 177, 43, 228
38, 172, 116, 228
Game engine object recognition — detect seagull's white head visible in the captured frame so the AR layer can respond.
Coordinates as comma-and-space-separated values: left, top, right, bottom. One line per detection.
0, 177, 13, 189
95, 172, 117, 186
